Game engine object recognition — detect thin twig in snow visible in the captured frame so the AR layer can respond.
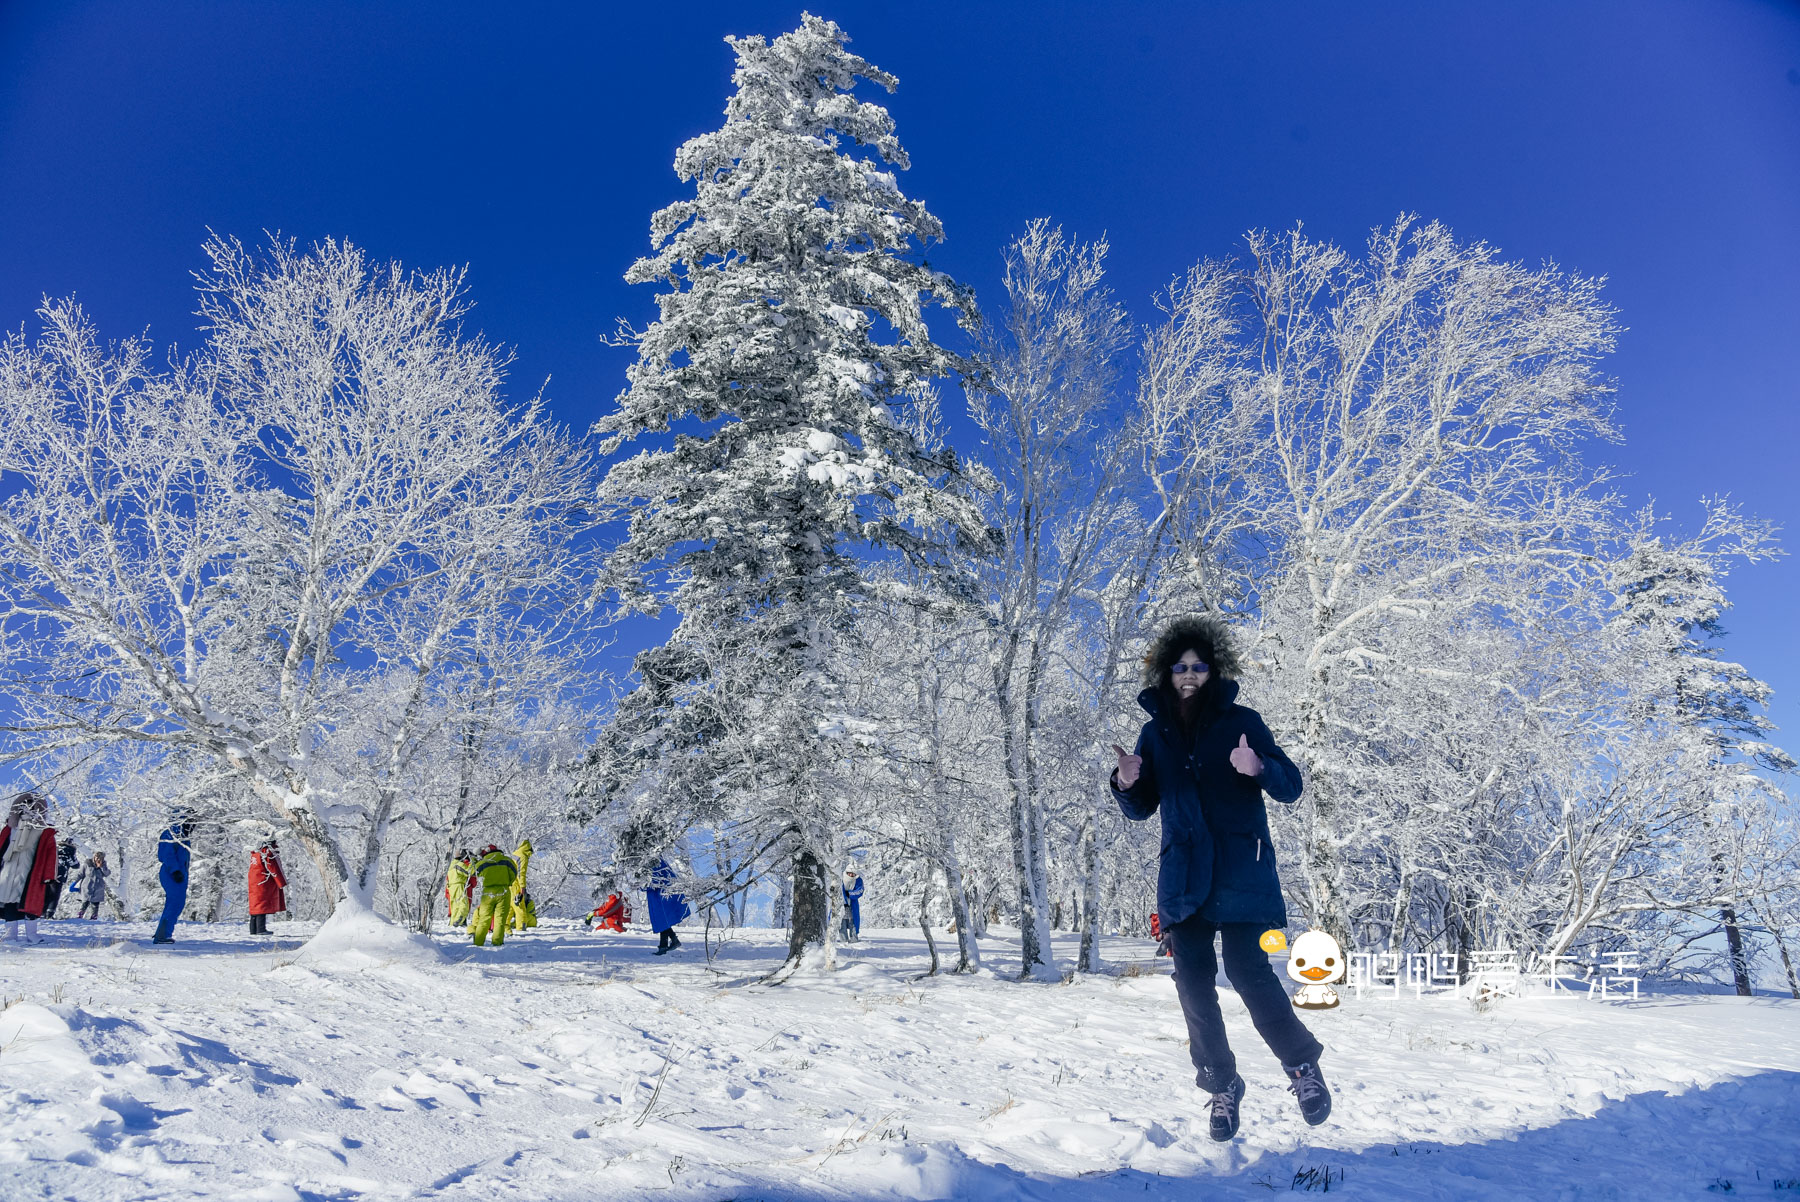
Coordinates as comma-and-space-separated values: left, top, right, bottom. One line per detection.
633, 1047, 681, 1128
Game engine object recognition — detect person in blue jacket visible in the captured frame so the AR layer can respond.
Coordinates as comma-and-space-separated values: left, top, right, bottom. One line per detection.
1111, 615, 1330, 1141
646, 858, 689, 955
840, 869, 864, 942
152, 816, 194, 944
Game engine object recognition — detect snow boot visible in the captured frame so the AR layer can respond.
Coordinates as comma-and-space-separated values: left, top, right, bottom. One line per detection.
1284, 1060, 1331, 1126
1207, 1073, 1246, 1142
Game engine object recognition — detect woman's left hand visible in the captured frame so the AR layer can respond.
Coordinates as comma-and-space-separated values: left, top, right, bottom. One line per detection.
1229, 734, 1263, 777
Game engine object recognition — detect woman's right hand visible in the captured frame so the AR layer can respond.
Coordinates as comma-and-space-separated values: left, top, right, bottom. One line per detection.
1112, 744, 1142, 788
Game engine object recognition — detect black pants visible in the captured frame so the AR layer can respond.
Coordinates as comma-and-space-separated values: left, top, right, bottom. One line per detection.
657, 927, 681, 952
249, 913, 268, 935
1166, 917, 1324, 1092
42, 880, 64, 918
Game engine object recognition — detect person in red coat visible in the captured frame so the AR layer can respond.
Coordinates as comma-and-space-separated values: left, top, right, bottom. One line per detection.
247, 839, 288, 935
0, 792, 59, 945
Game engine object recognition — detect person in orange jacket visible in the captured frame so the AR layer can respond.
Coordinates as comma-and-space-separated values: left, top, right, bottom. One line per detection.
587, 892, 629, 933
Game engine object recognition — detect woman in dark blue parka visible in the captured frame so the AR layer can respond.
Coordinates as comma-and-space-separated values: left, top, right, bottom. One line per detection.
1111, 615, 1331, 1140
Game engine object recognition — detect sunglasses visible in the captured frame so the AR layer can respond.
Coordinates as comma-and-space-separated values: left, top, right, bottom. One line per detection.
1170, 662, 1211, 675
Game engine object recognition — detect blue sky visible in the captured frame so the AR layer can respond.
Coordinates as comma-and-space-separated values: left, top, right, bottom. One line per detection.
2, 1, 1797, 738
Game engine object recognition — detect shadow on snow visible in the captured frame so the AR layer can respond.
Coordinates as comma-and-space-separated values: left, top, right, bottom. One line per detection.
699, 1072, 1800, 1201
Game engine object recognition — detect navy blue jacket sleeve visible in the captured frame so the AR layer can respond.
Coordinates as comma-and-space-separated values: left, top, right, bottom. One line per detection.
1111, 726, 1160, 821
1245, 713, 1303, 805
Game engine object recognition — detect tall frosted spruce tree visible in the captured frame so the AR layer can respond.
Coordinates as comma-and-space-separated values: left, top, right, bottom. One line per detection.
588, 15, 985, 968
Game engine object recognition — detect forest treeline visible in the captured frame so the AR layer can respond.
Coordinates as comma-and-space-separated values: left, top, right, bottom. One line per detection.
1, 15, 1793, 994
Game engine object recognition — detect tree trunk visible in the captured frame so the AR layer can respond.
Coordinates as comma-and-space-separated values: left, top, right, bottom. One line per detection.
1295, 659, 1353, 948
919, 880, 939, 977
1299, 779, 1353, 948
772, 868, 792, 930
1018, 638, 1057, 975
1706, 833, 1754, 996
999, 701, 1054, 978
1763, 909, 1800, 1000
1387, 869, 1415, 955
283, 811, 351, 911
1010, 789, 1054, 977
940, 845, 981, 973
994, 641, 1053, 979
250, 775, 350, 911
1076, 815, 1105, 973
199, 833, 228, 923
1448, 888, 1476, 984
786, 845, 831, 966
109, 844, 131, 920
1721, 904, 1754, 996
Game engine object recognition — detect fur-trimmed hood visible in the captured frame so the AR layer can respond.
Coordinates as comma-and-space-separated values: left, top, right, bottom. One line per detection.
1141, 614, 1244, 689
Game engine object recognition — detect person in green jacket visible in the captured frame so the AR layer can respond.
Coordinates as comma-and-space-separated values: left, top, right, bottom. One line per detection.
446, 849, 474, 928
468, 845, 518, 947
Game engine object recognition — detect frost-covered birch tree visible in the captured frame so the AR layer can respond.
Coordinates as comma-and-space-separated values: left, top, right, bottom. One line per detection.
0, 236, 596, 923
1229, 217, 1621, 944
967, 220, 1133, 978
586, 14, 985, 969
1125, 218, 1794, 971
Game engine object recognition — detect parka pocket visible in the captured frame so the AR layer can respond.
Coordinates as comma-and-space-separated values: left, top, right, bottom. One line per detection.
1222, 833, 1279, 885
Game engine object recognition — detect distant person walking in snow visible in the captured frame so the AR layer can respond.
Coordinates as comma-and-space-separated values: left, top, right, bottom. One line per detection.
247, 839, 287, 935
43, 840, 79, 918
468, 844, 519, 947
840, 869, 863, 942
152, 816, 194, 944
646, 859, 688, 955
72, 852, 111, 920
1111, 615, 1330, 1140
0, 793, 60, 945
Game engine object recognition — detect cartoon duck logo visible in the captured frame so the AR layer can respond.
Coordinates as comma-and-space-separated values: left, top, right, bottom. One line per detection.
1286, 929, 1345, 1010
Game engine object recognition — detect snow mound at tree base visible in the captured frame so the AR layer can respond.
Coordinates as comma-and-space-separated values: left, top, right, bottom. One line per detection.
295, 902, 442, 970
0, 1004, 93, 1082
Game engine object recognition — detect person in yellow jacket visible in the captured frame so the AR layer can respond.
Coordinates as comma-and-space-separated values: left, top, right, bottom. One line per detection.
445, 849, 474, 928
468, 845, 518, 947
505, 838, 538, 934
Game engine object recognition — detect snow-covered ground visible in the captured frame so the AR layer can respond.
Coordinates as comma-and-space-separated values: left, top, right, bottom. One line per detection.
2, 919, 1797, 1201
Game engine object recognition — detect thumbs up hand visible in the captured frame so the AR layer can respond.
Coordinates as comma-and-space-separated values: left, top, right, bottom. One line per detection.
1112, 743, 1143, 788
1229, 733, 1263, 777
